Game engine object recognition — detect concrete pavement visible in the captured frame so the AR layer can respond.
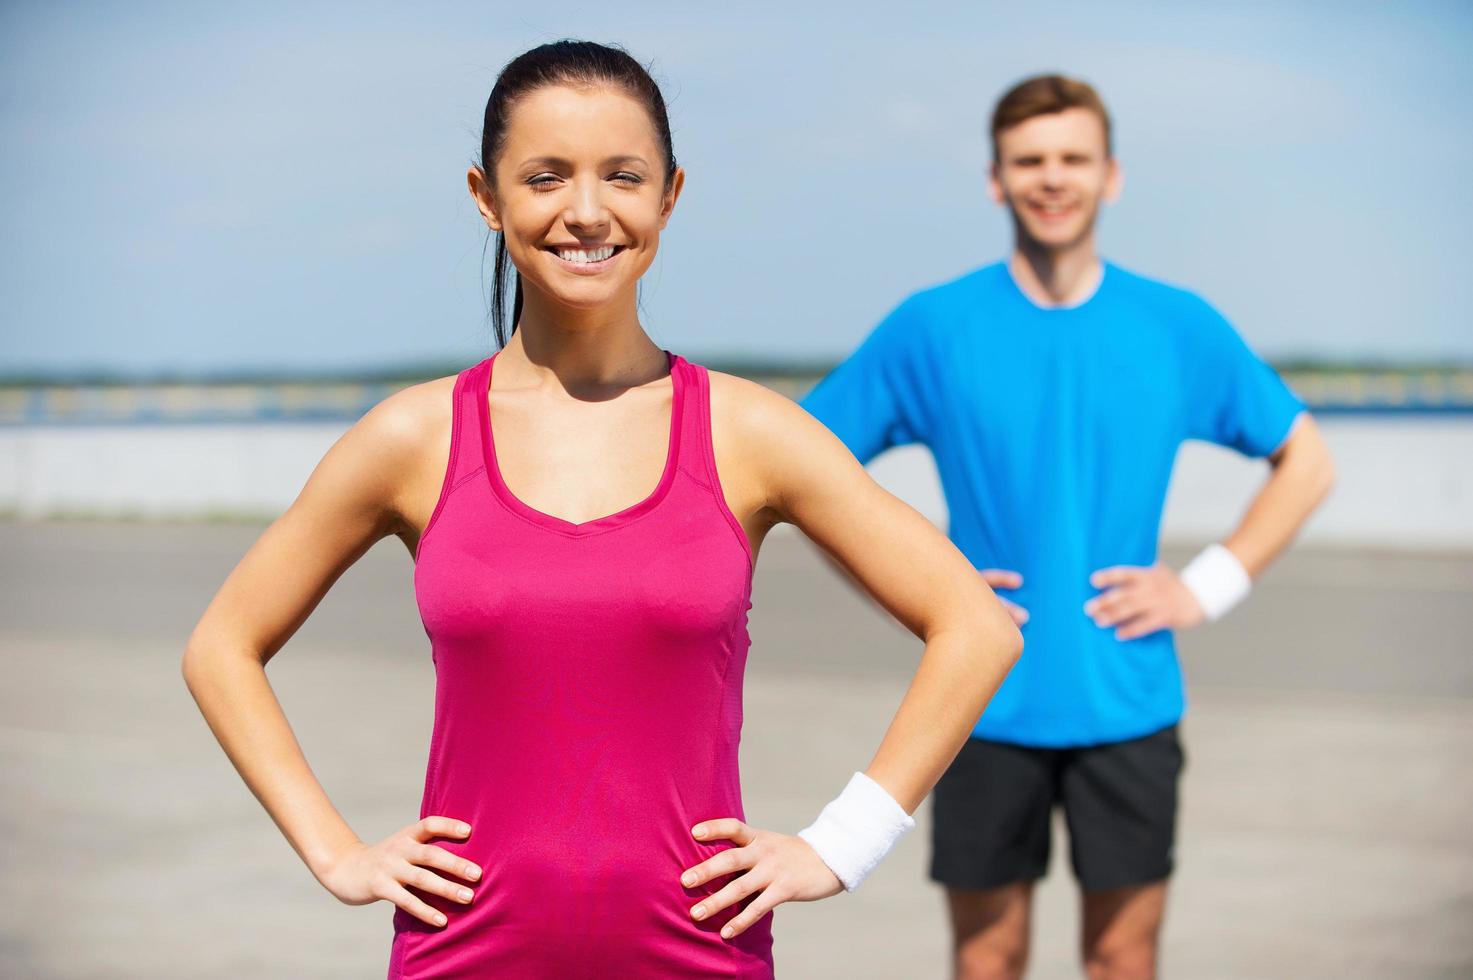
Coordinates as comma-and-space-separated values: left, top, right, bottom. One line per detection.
1, 519, 1469, 978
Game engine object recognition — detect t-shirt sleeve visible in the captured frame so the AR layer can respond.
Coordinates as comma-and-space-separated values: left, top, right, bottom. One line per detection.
1181, 296, 1306, 458
798, 297, 927, 465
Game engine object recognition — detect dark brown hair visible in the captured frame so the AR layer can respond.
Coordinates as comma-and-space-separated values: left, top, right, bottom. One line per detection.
479, 40, 678, 347
990, 74, 1112, 161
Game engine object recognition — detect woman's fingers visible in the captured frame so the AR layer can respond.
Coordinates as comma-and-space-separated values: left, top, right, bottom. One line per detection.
692, 818, 752, 845
681, 844, 756, 888
413, 816, 471, 842
719, 884, 786, 940
411, 842, 482, 883
382, 879, 450, 928
691, 868, 767, 922
401, 860, 476, 905
684, 830, 836, 939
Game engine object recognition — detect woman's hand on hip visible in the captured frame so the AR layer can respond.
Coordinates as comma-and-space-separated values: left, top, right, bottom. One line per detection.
681, 818, 842, 939
316, 816, 481, 928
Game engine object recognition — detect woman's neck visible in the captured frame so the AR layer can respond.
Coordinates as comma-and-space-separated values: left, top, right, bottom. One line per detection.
501, 289, 668, 394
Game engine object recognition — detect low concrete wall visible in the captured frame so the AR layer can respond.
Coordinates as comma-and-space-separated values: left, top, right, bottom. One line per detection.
1, 417, 1470, 549
865, 417, 1473, 550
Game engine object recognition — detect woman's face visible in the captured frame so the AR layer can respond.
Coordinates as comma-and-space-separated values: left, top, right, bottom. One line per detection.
471, 83, 683, 315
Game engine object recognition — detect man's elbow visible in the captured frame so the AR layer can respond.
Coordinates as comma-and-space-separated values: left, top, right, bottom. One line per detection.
1301, 423, 1337, 504
1312, 449, 1337, 505
1283, 414, 1337, 506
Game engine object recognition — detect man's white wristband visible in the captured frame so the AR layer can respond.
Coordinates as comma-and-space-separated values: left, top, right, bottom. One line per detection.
797, 771, 915, 892
1179, 543, 1251, 621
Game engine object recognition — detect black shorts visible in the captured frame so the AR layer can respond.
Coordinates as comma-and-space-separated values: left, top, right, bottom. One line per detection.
929, 724, 1184, 893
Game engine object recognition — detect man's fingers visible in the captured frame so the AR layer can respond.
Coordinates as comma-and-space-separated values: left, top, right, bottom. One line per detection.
979, 568, 1027, 623
681, 846, 757, 889
1090, 566, 1144, 589
1090, 593, 1150, 627
1115, 614, 1169, 641
980, 568, 1023, 589
692, 819, 752, 846
1084, 586, 1139, 621
1001, 598, 1030, 626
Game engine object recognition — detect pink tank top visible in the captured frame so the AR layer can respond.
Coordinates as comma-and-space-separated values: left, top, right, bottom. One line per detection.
388, 350, 775, 979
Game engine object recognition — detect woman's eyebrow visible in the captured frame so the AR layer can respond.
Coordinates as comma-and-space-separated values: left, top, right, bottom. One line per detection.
517, 156, 573, 171
516, 155, 651, 170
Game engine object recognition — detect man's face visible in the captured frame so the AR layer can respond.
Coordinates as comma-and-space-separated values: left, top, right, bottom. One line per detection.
989, 107, 1121, 252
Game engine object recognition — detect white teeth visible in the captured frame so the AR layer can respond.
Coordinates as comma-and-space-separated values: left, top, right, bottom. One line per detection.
556, 245, 616, 263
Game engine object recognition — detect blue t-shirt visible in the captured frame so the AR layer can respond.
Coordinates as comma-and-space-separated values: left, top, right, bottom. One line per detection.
800, 261, 1305, 747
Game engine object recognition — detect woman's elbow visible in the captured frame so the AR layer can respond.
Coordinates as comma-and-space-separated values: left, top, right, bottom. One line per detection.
180, 625, 242, 695
977, 605, 1024, 668
999, 620, 1024, 666
180, 636, 212, 695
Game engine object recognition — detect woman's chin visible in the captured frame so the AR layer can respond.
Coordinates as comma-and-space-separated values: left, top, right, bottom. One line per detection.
524, 274, 636, 311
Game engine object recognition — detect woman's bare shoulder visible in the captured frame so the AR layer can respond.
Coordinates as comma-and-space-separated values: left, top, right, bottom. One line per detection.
704, 369, 811, 443
705, 368, 839, 457
304, 372, 460, 533
359, 373, 459, 449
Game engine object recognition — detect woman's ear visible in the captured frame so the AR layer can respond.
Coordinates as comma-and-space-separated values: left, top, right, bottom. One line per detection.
467, 166, 503, 232
657, 166, 686, 229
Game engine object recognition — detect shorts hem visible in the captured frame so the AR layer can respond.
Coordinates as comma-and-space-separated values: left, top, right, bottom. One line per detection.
928, 865, 1048, 892
1076, 861, 1174, 894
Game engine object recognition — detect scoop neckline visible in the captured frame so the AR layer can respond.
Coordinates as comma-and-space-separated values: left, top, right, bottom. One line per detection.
478, 349, 684, 536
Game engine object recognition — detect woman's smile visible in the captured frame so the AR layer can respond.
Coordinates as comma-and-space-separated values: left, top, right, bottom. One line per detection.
543, 242, 626, 275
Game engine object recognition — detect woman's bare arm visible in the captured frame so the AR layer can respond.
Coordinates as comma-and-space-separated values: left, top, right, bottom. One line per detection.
180, 378, 478, 927
737, 378, 1023, 810
680, 374, 1022, 937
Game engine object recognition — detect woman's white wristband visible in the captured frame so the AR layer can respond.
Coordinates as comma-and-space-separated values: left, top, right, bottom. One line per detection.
797, 771, 915, 892
1179, 543, 1251, 621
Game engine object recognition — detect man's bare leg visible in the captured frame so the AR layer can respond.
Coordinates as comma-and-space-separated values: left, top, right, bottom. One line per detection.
1080, 881, 1168, 980
946, 883, 1034, 980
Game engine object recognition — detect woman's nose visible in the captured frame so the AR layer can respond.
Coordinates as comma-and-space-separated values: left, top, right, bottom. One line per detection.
564, 177, 610, 233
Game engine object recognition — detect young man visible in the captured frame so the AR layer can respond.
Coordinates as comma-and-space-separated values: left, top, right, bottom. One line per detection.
800, 76, 1335, 980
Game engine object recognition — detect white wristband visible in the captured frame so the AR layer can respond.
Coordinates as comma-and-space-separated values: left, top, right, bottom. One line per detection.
797, 771, 915, 892
1179, 543, 1251, 621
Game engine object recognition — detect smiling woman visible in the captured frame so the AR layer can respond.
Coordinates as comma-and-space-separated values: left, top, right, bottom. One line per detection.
472, 42, 681, 349
180, 38, 1023, 980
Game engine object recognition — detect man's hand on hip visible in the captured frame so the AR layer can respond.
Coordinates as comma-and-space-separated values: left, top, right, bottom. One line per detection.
1084, 565, 1205, 641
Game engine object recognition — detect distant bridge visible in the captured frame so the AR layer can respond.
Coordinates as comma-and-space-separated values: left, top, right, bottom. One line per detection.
2, 367, 1471, 426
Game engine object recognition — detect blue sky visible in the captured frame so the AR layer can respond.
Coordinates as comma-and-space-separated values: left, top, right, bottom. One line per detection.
2, 0, 1470, 376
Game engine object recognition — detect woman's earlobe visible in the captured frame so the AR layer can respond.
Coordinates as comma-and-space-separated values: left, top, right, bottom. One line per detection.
467, 167, 503, 231
660, 168, 687, 222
